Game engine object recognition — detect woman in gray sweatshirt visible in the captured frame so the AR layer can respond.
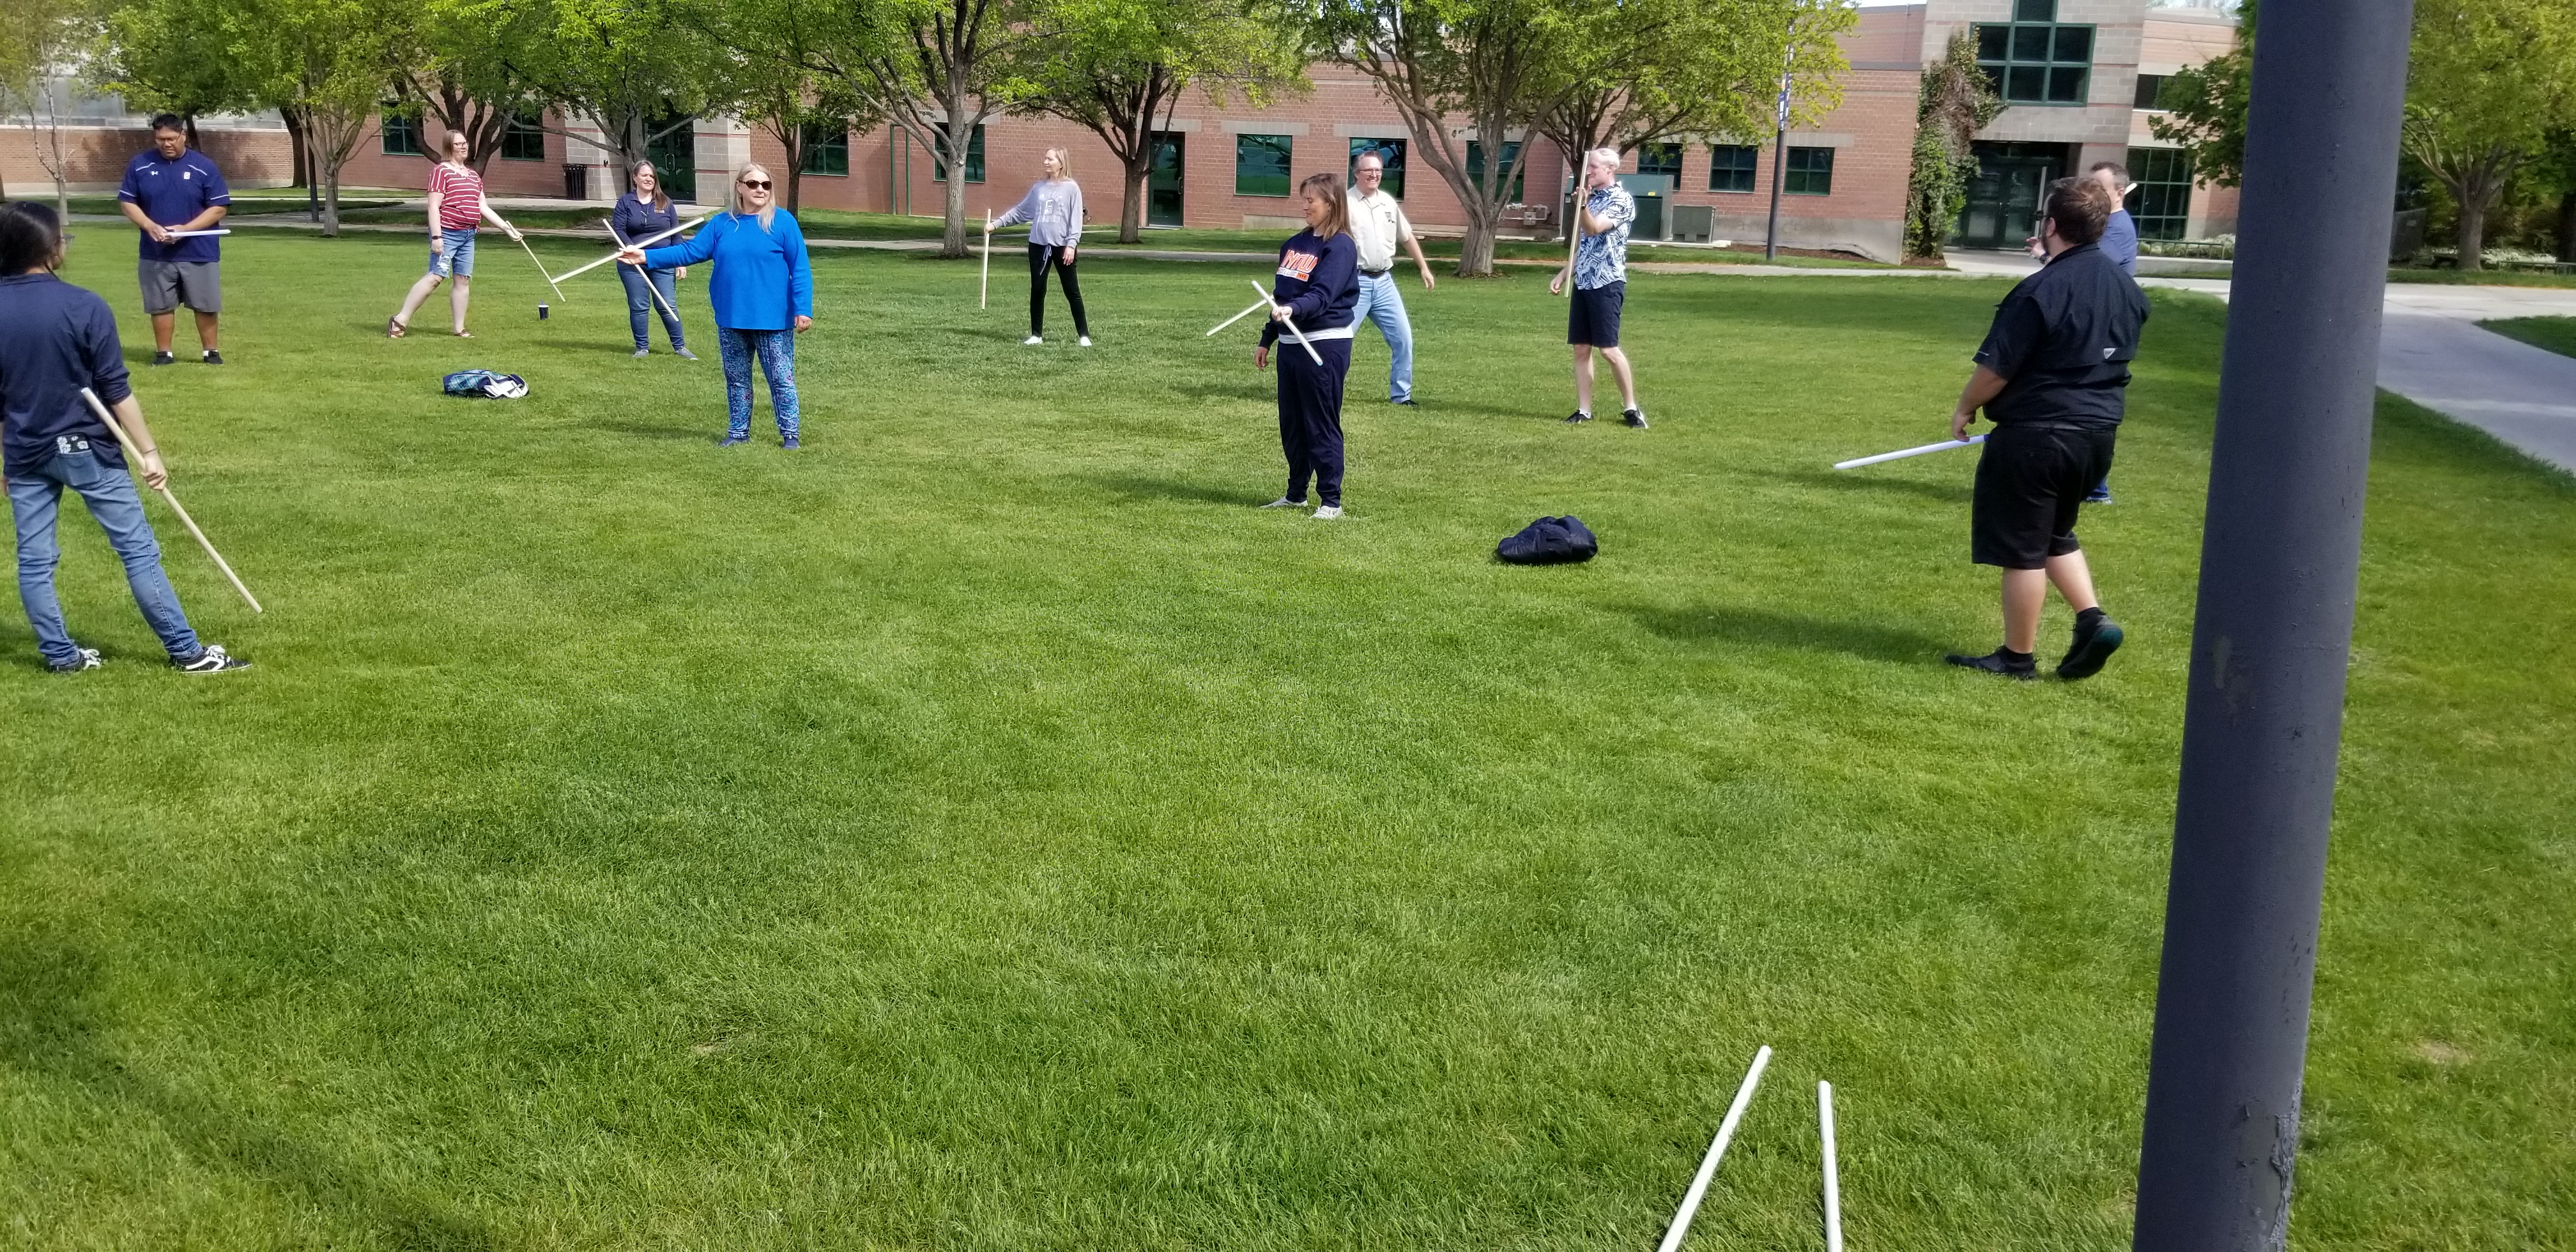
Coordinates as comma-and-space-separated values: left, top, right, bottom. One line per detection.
990, 148, 1090, 346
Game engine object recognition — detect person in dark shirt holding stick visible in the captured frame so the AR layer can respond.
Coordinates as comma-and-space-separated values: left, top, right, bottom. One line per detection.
1945, 176, 2149, 682
0, 202, 247, 673
611, 161, 695, 358
1255, 172, 1360, 519
117, 114, 230, 365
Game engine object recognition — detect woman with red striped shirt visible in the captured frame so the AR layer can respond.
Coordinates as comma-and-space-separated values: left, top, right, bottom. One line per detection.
387, 130, 524, 338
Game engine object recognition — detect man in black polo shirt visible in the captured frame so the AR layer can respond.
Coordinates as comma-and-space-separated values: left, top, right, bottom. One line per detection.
1943, 176, 2150, 681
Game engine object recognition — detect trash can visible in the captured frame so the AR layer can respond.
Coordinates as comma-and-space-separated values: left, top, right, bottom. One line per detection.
563, 163, 588, 200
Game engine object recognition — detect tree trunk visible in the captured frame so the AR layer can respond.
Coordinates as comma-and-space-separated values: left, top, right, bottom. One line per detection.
1121, 154, 1149, 243
2453, 179, 2489, 271
1457, 204, 1501, 277
282, 107, 309, 187
323, 158, 342, 237
2557, 189, 2575, 263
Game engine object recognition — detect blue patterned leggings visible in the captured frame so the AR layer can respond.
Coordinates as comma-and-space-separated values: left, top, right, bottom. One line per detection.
717, 327, 799, 439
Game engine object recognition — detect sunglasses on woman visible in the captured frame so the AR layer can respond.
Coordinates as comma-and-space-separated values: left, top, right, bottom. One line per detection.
739, 179, 772, 190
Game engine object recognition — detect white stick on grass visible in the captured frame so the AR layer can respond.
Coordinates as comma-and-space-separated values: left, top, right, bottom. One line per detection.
1656, 1045, 1772, 1252
1833, 434, 1985, 470
78, 388, 262, 614
1251, 279, 1322, 365
556, 215, 709, 283
515, 233, 567, 303
1206, 296, 1271, 337
1820, 1081, 1844, 1252
607, 223, 687, 331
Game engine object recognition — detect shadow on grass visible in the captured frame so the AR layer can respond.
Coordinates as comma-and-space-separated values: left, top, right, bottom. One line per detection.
1086, 473, 1259, 508
0, 934, 497, 1249
1758, 466, 1974, 505
1623, 602, 1955, 664
592, 418, 721, 444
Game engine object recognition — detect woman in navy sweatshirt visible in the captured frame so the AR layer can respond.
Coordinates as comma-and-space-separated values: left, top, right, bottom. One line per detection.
610, 161, 693, 358
1255, 172, 1360, 519
620, 163, 814, 448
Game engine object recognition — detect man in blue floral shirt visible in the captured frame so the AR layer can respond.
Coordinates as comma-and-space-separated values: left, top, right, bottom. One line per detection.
1551, 147, 1645, 429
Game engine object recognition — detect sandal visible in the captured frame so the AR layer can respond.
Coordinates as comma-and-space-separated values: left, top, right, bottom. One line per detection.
454, 330, 474, 339
385, 317, 406, 339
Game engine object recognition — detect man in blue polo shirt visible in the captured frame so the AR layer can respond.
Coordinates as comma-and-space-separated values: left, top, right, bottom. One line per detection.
118, 114, 231, 366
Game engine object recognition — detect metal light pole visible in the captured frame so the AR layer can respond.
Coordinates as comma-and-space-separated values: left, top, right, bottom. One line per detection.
2131, 3, 2415, 1250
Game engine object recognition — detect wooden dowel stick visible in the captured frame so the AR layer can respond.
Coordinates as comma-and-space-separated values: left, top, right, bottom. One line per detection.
77, 388, 262, 613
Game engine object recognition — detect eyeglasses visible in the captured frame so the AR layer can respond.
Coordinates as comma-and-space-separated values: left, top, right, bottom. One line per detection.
739, 179, 772, 190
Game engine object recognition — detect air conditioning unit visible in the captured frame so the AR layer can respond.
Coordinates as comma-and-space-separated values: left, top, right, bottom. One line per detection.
1671, 204, 1715, 243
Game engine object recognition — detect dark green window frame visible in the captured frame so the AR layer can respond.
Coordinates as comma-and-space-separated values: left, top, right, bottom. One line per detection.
801, 122, 849, 176
1464, 139, 1524, 202
379, 107, 424, 157
2126, 146, 2195, 241
1707, 144, 1758, 192
1634, 142, 1683, 182
498, 110, 546, 162
933, 125, 985, 183
1234, 134, 1293, 196
1975, 0, 2093, 107
1784, 146, 1834, 196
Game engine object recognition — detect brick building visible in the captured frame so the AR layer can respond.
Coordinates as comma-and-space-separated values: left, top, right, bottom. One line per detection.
7, 0, 2237, 261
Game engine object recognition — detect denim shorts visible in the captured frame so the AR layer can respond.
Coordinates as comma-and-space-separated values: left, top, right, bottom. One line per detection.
429, 228, 477, 278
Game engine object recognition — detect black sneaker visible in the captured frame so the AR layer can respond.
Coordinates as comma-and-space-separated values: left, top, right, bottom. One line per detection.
150, 351, 176, 367
2057, 615, 2125, 680
1392, 397, 1418, 406
2084, 487, 2113, 504
1946, 648, 2037, 680
1563, 410, 1594, 424
172, 644, 249, 674
1622, 408, 1648, 429
201, 350, 224, 365
49, 647, 102, 673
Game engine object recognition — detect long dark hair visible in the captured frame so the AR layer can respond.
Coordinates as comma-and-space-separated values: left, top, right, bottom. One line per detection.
1298, 172, 1349, 239
632, 160, 670, 211
0, 201, 63, 273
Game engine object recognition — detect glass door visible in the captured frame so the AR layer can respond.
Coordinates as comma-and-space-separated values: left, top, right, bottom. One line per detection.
647, 118, 697, 204
1147, 133, 1184, 227
1954, 142, 2064, 249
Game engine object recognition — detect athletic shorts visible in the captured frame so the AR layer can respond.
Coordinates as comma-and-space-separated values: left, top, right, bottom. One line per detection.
137, 260, 220, 314
429, 228, 477, 279
1971, 422, 2118, 569
1569, 281, 1624, 347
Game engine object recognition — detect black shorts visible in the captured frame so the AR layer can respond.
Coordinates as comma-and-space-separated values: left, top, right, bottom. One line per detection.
1971, 423, 2117, 569
1569, 282, 1623, 347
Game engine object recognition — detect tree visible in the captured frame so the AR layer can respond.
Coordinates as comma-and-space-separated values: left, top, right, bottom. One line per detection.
692, 0, 886, 212
93, 0, 264, 156
392, 0, 553, 175
1535, 0, 1848, 178
1009, 0, 1307, 243
528, 0, 740, 180
2402, 0, 2576, 269
0, 0, 97, 214
1310, 0, 1577, 278
1903, 27, 2001, 261
2146, 0, 2254, 187
246, 0, 408, 234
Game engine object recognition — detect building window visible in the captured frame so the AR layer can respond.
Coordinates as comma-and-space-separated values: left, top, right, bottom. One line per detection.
2133, 73, 2168, 110
1464, 139, 1524, 201
1784, 146, 1834, 195
801, 122, 848, 176
380, 107, 424, 156
1235, 134, 1292, 196
1635, 142, 1683, 184
1349, 138, 1404, 199
1975, 0, 2093, 106
1707, 144, 1758, 192
2126, 146, 2195, 241
933, 125, 985, 183
499, 110, 546, 161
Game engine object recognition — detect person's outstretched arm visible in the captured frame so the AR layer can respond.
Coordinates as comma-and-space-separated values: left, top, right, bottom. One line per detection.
785, 217, 815, 331
638, 216, 721, 269
992, 185, 1039, 231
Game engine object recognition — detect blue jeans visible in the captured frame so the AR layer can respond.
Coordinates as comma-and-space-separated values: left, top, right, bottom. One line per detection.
10, 448, 201, 666
429, 228, 475, 278
1348, 271, 1415, 401
618, 264, 685, 350
717, 328, 799, 439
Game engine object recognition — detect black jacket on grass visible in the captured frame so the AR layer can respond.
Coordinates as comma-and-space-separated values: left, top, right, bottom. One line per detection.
0, 273, 132, 476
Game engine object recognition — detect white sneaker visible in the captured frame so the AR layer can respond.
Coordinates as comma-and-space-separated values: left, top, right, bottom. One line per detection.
1023, 335, 1044, 346
49, 646, 102, 673
1078, 335, 1093, 347
1260, 496, 1308, 509
1312, 505, 1344, 520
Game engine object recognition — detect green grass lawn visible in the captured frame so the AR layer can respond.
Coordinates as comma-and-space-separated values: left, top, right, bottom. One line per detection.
2478, 315, 2576, 358
3, 233, 2569, 1250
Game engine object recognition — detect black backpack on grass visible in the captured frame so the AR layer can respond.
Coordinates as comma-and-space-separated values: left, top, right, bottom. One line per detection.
1497, 515, 1598, 565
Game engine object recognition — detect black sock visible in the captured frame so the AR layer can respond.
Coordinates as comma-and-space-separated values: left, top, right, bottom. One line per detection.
2076, 607, 2106, 631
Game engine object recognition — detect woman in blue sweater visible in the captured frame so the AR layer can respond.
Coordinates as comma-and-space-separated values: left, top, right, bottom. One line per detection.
1254, 173, 1360, 519
609, 161, 694, 358
618, 162, 813, 448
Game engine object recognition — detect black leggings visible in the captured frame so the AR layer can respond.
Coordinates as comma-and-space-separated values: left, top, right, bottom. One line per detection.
1027, 243, 1089, 337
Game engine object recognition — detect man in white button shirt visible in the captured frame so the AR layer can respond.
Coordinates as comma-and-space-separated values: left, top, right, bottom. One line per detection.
1345, 152, 1436, 405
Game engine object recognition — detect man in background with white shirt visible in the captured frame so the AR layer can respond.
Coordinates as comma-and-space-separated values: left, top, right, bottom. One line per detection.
1345, 152, 1436, 406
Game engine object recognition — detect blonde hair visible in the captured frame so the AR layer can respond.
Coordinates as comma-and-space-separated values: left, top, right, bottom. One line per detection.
1043, 146, 1073, 179
730, 162, 779, 229
1297, 172, 1350, 239
1584, 147, 1621, 174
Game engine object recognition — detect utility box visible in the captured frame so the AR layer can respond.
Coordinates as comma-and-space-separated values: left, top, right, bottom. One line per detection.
1671, 204, 1715, 244
1618, 173, 1675, 241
